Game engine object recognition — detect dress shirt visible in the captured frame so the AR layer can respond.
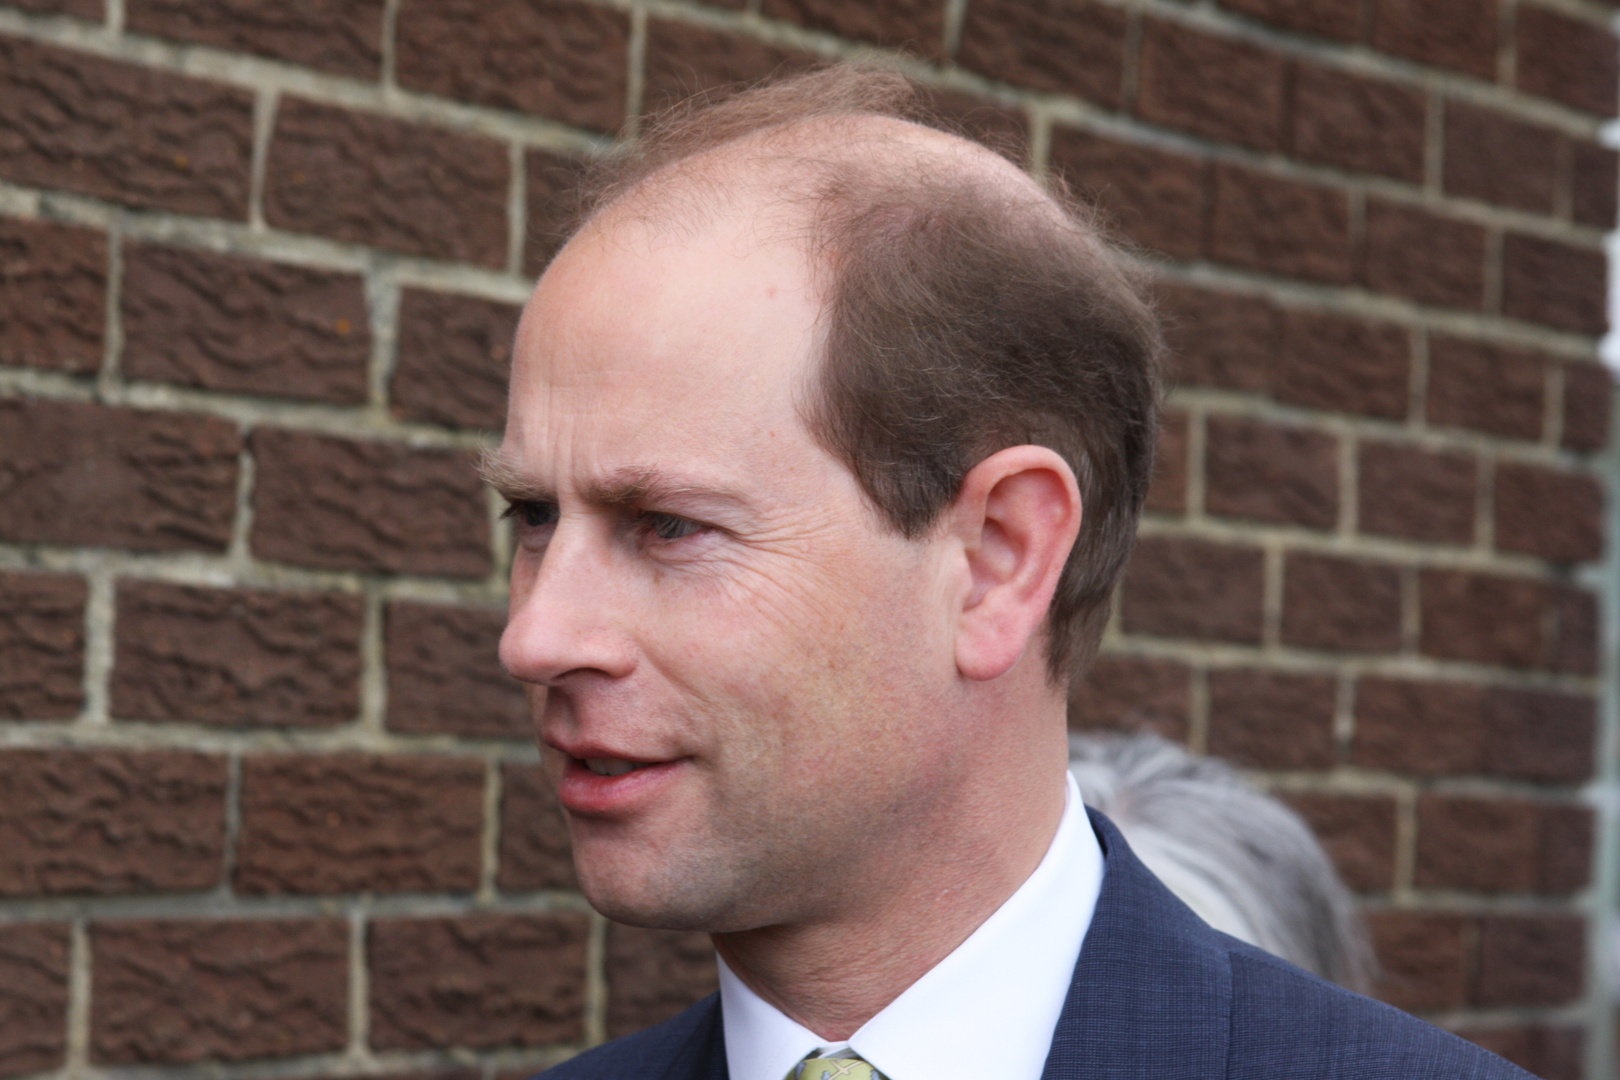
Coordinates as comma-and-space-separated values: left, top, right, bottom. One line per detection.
718, 771, 1104, 1080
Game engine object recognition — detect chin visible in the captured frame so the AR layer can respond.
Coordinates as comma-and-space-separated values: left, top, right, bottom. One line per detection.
574, 847, 742, 932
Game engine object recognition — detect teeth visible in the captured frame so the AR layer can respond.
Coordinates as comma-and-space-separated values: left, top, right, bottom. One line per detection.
584, 758, 642, 777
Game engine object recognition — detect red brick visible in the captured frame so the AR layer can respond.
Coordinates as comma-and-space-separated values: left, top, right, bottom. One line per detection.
9, 0, 101, 16
237, 753, 483, 894
387, 602, 528, 738
1067, 654, 1192, 740
1210, 164, 1353, 283
1494, 461, 1603, 563
0, 571, 84, 720
0, 749, 225, 896
1291, 65, 1424, 182
0, 216, 105, 373
957, 0, 1125, 107
1426, 336, 1545, 440
1367, 911, 1468, 1012
1274, 309, 1409, 419
1136, 19, 1287, 152
1357, 441, 1476, 545
1120, 536, 1265, 643
0, 36, 252, 218
1146, 409, 1187, 514
1205, 414, 1339, 528
1416, 795, 1591, 894
249, 429, 490, 577
919, 88, 1031, 164
498, 762, 576, 891
1419, 569, 1546, 668
1562, 360, 1611, 453
0, 924, 68, 1078
393, 288, 519, 430
1281, 553, 1401, 653
264, 97, 508, 267
1455, 1027, 1584, 1080
642, 19, 820, 116
1353, 677, 1481, 775
1050, 130, 1206, 261
1219, 0, 1358, 39
127, 0, 384, 78
0, 399, 240, 552
92, 919, 346, 1063
761, 0, 944, 54
122, 243, 369, 404
1501, 233, 1607, 336
1155, 283, 1276, 391
1547, 584, 1598, 676
1516, 6, 1618, 117
1480, 686, 1595, 783
369, 914, 589, 1049
524, 147, 587, 275
111, 581, 361, 728
396, 0, 627, 131
1443, 103, 1561, 214
1370, 0, 1496, 79
1361, 200, 1486, 310
1570, 140, 1618, 228
605, 925, 718, 1039
1475, 914, 1584, 1007
1207, 668, 1337, 769
1282, 794, 1397, 892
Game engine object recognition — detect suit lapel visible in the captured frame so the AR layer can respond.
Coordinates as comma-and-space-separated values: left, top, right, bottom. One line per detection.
654, 995, 730, 1080
1039, 809, 1232, 1080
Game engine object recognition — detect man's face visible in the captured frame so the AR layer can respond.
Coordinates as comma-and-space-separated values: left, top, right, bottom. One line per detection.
497, 207, 964, 932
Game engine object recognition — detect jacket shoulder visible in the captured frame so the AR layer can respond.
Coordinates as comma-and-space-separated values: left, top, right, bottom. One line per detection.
539, 994, 723, 1080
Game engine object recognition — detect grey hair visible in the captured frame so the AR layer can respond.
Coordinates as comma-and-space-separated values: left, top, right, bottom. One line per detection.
1069, 732, 1375, 993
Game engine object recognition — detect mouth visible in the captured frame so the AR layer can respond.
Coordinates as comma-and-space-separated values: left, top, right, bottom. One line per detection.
582, 757, 652, 777
555, 751, 687, 816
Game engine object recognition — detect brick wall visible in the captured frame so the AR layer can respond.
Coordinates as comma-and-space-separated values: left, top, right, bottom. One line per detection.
0, 0, 1613, 1078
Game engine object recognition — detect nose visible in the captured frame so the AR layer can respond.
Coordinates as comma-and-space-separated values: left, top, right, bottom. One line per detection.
500, 522, 636, 687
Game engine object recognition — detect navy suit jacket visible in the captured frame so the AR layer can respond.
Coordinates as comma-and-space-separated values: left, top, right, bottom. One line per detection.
543, 809, 1532, 1079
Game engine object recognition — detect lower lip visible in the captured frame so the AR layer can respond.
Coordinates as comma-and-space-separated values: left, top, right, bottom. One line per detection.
557, 757, 687, 816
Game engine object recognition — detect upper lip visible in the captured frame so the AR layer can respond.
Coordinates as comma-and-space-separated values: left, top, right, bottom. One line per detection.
545, 736, 669, 764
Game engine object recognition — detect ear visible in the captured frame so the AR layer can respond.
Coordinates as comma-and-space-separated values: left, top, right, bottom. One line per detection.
949, 445, 1082, 682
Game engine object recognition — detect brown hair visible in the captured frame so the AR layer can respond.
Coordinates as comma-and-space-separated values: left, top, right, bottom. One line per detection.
563, 66, 1162, 682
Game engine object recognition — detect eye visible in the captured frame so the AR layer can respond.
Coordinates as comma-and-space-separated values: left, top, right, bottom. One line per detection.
501, 500, 559, 530
643, 512, 704, 542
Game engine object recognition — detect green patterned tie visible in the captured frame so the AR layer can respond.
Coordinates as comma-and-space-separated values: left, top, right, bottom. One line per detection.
786, 1052, 887, 1080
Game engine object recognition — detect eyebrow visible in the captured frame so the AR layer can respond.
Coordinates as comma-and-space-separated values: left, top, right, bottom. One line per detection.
477, 447, 752, 513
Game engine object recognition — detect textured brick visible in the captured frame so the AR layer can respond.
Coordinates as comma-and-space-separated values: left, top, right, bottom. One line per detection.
498, 763, 576, 891
1516, 6, 1618, 117
1368, 911, 1468, 1012
387, 602, 528, 738
643, 19, 820, 115
1049, 130, 1207, 261
1205, 414, 1338, 528
1480, 686, 1596, 783
249, 429, 490, 577
0, 749, 225, 896
1281, 553, 1401, 653
122, 243, 369, 404
1361, 201, 1486, 310
1210, 165, 1352, 283
1419, 569, 1546, 669
605, 925, 718, 1039
1137, 20, 1286, 152
1475, 915, 1584, 1007
1146, 409, 1187, 514
0, 571, 85, 719
127, 0, 384, 78
1562, 360, 1611, 453
956, 0, 1125, 107
0, 399, 240, 552
396, 0, 626, 131
1274, 310, 1408, 419
1426, 337, 1544, 440
525, 148, 587, 275
92, 919, 346, 1063
1067, 654, 1192, 740
1456, 1026, 1584, 1080
1547, 584, 1598, 677
1206, 668, 1336, 769
1415, 796, 1592, 894
369, 914, 589, 1049
1443, 103, 1560, 214
761, 0, 943, 53
0, 36, 252, 218
8, 0, 101, 16
1155, 283, 1275, 391
393, 289, 519, 430
237, 753, 484, 894
1219, 0, 1358, 39
1282, 794, 1396, 892
264, 98, 508, 267
0, 216, 105, 373
1494, 462, 1603, 563
111, 581, 361, 728
0, 924, 68, 1079
1500, 234, 1607, 336
1370, 0, 1496, 79
1357, 441, 1476, 545
1291, 65, 1424, 182
1570, 140, 1619, 229
1120, 537, 1264, 643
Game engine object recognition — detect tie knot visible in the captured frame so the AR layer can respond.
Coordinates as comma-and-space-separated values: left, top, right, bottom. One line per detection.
789, 1053, 886, 1080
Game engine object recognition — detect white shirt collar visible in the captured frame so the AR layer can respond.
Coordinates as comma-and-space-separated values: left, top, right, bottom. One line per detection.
718, 772, 1104, 1080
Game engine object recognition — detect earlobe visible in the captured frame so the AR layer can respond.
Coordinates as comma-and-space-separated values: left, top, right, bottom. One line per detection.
953, 446, 1082, 682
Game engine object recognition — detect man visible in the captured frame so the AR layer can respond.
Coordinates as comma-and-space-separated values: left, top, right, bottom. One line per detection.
483, 67, 1525, 1080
